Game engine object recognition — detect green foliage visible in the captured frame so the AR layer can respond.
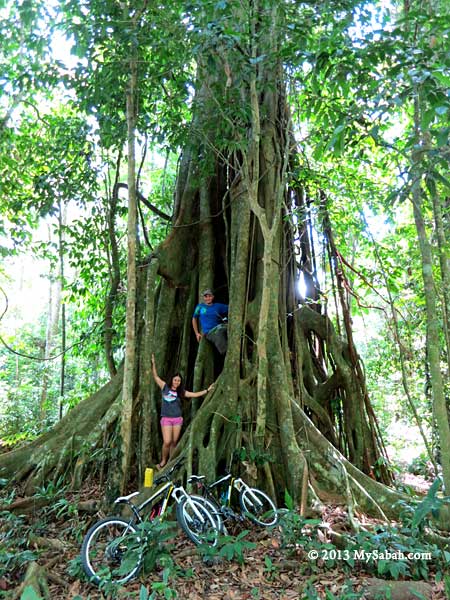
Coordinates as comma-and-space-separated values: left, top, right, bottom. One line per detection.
194, 528, 247, 565
148, 566, 178, 599
20, 587, 44, 600
137, 518, 177, 575
1, 108, 100, 257
0, 511, 38, 578
263, 555, 278, 580
61, 0, 193, 150
233, 446, 274, 467
0, 302, 110, 441
0, 127, 176, 441
410, 478, 450, 530
347, 485, 450, 582
284, 0, 450, 465
277, 503, 449, 586
279, 493, 322, 554
284, 489, 294, 511
34, 477, 67, 501
0, 0, 449, 524
444, 573, 450, 599
201, 530, 257, 565
0, 0, 191, 446
302, 580, 362, 600
66, 554, 86, 581
407, 454, 434, 479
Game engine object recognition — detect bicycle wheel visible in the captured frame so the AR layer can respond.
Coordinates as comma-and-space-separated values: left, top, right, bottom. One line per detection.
176, 497, 220, 547
189, 494, 226, 534
239, 487, 278, 527
80, 517, 142, 585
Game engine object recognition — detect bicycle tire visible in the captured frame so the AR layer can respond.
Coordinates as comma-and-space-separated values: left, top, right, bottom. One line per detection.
239, 487, 278, 527
188, 494, 226, 533
176, 497, 220, 546
80, 516, 141, 585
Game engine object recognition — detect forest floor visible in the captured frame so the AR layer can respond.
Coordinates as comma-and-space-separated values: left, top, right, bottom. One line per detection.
0, 472, 448, 600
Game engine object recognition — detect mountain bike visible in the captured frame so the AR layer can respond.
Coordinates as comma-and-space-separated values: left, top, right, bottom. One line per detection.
188, 470, 278, 528
80, 458, 220, 585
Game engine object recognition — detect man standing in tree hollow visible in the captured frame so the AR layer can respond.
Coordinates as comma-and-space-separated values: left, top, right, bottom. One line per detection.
192, 289, 228, 355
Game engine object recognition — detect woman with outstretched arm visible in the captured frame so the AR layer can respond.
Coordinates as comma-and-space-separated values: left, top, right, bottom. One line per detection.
151, 354, 213, 468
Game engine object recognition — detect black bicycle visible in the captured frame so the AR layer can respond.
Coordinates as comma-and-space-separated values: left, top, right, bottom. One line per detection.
80, 459, 220, 585
188, 470, 278, 528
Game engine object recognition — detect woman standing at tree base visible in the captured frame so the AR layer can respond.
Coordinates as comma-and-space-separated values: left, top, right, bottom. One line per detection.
151, 354, 213, 468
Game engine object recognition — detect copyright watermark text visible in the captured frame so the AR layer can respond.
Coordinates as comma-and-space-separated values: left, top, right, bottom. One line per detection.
307, 548, 432, 563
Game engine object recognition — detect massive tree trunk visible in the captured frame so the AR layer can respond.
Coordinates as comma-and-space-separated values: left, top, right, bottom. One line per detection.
1, 2, 397, 515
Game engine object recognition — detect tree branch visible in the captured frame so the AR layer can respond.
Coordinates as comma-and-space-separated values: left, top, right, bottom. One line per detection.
114, 182, 171, 221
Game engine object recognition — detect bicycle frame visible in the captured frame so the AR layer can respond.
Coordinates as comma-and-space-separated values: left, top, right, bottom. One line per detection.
207, 473, 234, 506
137, 481, 174, 520
115, 480, 208, 525
208, 474, 245, 497
191, 473, 266, 512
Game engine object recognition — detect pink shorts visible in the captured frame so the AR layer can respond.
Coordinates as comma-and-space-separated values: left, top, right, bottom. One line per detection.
160, 417, 183, 427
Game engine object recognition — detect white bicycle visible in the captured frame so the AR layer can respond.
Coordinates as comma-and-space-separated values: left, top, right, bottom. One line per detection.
80, 459, 220, 585
188, 470, 278, 528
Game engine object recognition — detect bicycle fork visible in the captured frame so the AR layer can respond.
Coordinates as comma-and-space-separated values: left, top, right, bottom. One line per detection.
172, 488, 208, 523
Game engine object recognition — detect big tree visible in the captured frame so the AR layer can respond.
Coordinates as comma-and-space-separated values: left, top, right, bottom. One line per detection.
1, 0, 410, 516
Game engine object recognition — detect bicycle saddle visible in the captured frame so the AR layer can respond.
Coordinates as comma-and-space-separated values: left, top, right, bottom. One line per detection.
114, 491, 140, 505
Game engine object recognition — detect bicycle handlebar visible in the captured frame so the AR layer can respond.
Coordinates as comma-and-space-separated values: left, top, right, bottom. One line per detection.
153, 456, 185, 486
188, 475, 205, 482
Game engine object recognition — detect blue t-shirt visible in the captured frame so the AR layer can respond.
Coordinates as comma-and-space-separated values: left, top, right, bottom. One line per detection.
192, 302, 228, 334
161, 384, 182, 418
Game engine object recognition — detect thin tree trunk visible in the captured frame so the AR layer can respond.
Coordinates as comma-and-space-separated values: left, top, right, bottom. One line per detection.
39, 261, 53, 424
120, 54, 138, 492
58, 200, 66, 420
430, 188, 450, 376
40, 225, 61, 424
368, 224, 438, 475
411, 95, 450, 493
104, 154, 122, 377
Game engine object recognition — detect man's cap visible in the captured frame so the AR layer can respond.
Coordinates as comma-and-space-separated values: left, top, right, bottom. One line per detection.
202, 288, 214, 296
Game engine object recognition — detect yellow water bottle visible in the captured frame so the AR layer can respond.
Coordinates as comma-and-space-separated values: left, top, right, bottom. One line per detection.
144, 467, 154, 488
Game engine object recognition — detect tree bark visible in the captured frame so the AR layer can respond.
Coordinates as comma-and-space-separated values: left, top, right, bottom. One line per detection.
410, 78, 450, 492
120, 52, 138, 492
58, 199, 66, 420
39, 225, 61, 424
411, 184, 450, 493
430, 188, 450, 376
104, 153, 123, 378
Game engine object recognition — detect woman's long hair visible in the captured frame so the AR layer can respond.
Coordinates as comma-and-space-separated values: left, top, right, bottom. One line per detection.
168, 372, 185, 398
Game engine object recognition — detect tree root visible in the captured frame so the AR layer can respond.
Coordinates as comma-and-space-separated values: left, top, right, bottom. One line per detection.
45, 570, 69, 589
360, 578, 433, 600
29, 535, 65, 552
14, 562, 50, 600
424, 528, 450, 549
77, 499, 100, 513
292, 397, 404, 519
0, 496, 50, 515
0, 369, 123, 493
